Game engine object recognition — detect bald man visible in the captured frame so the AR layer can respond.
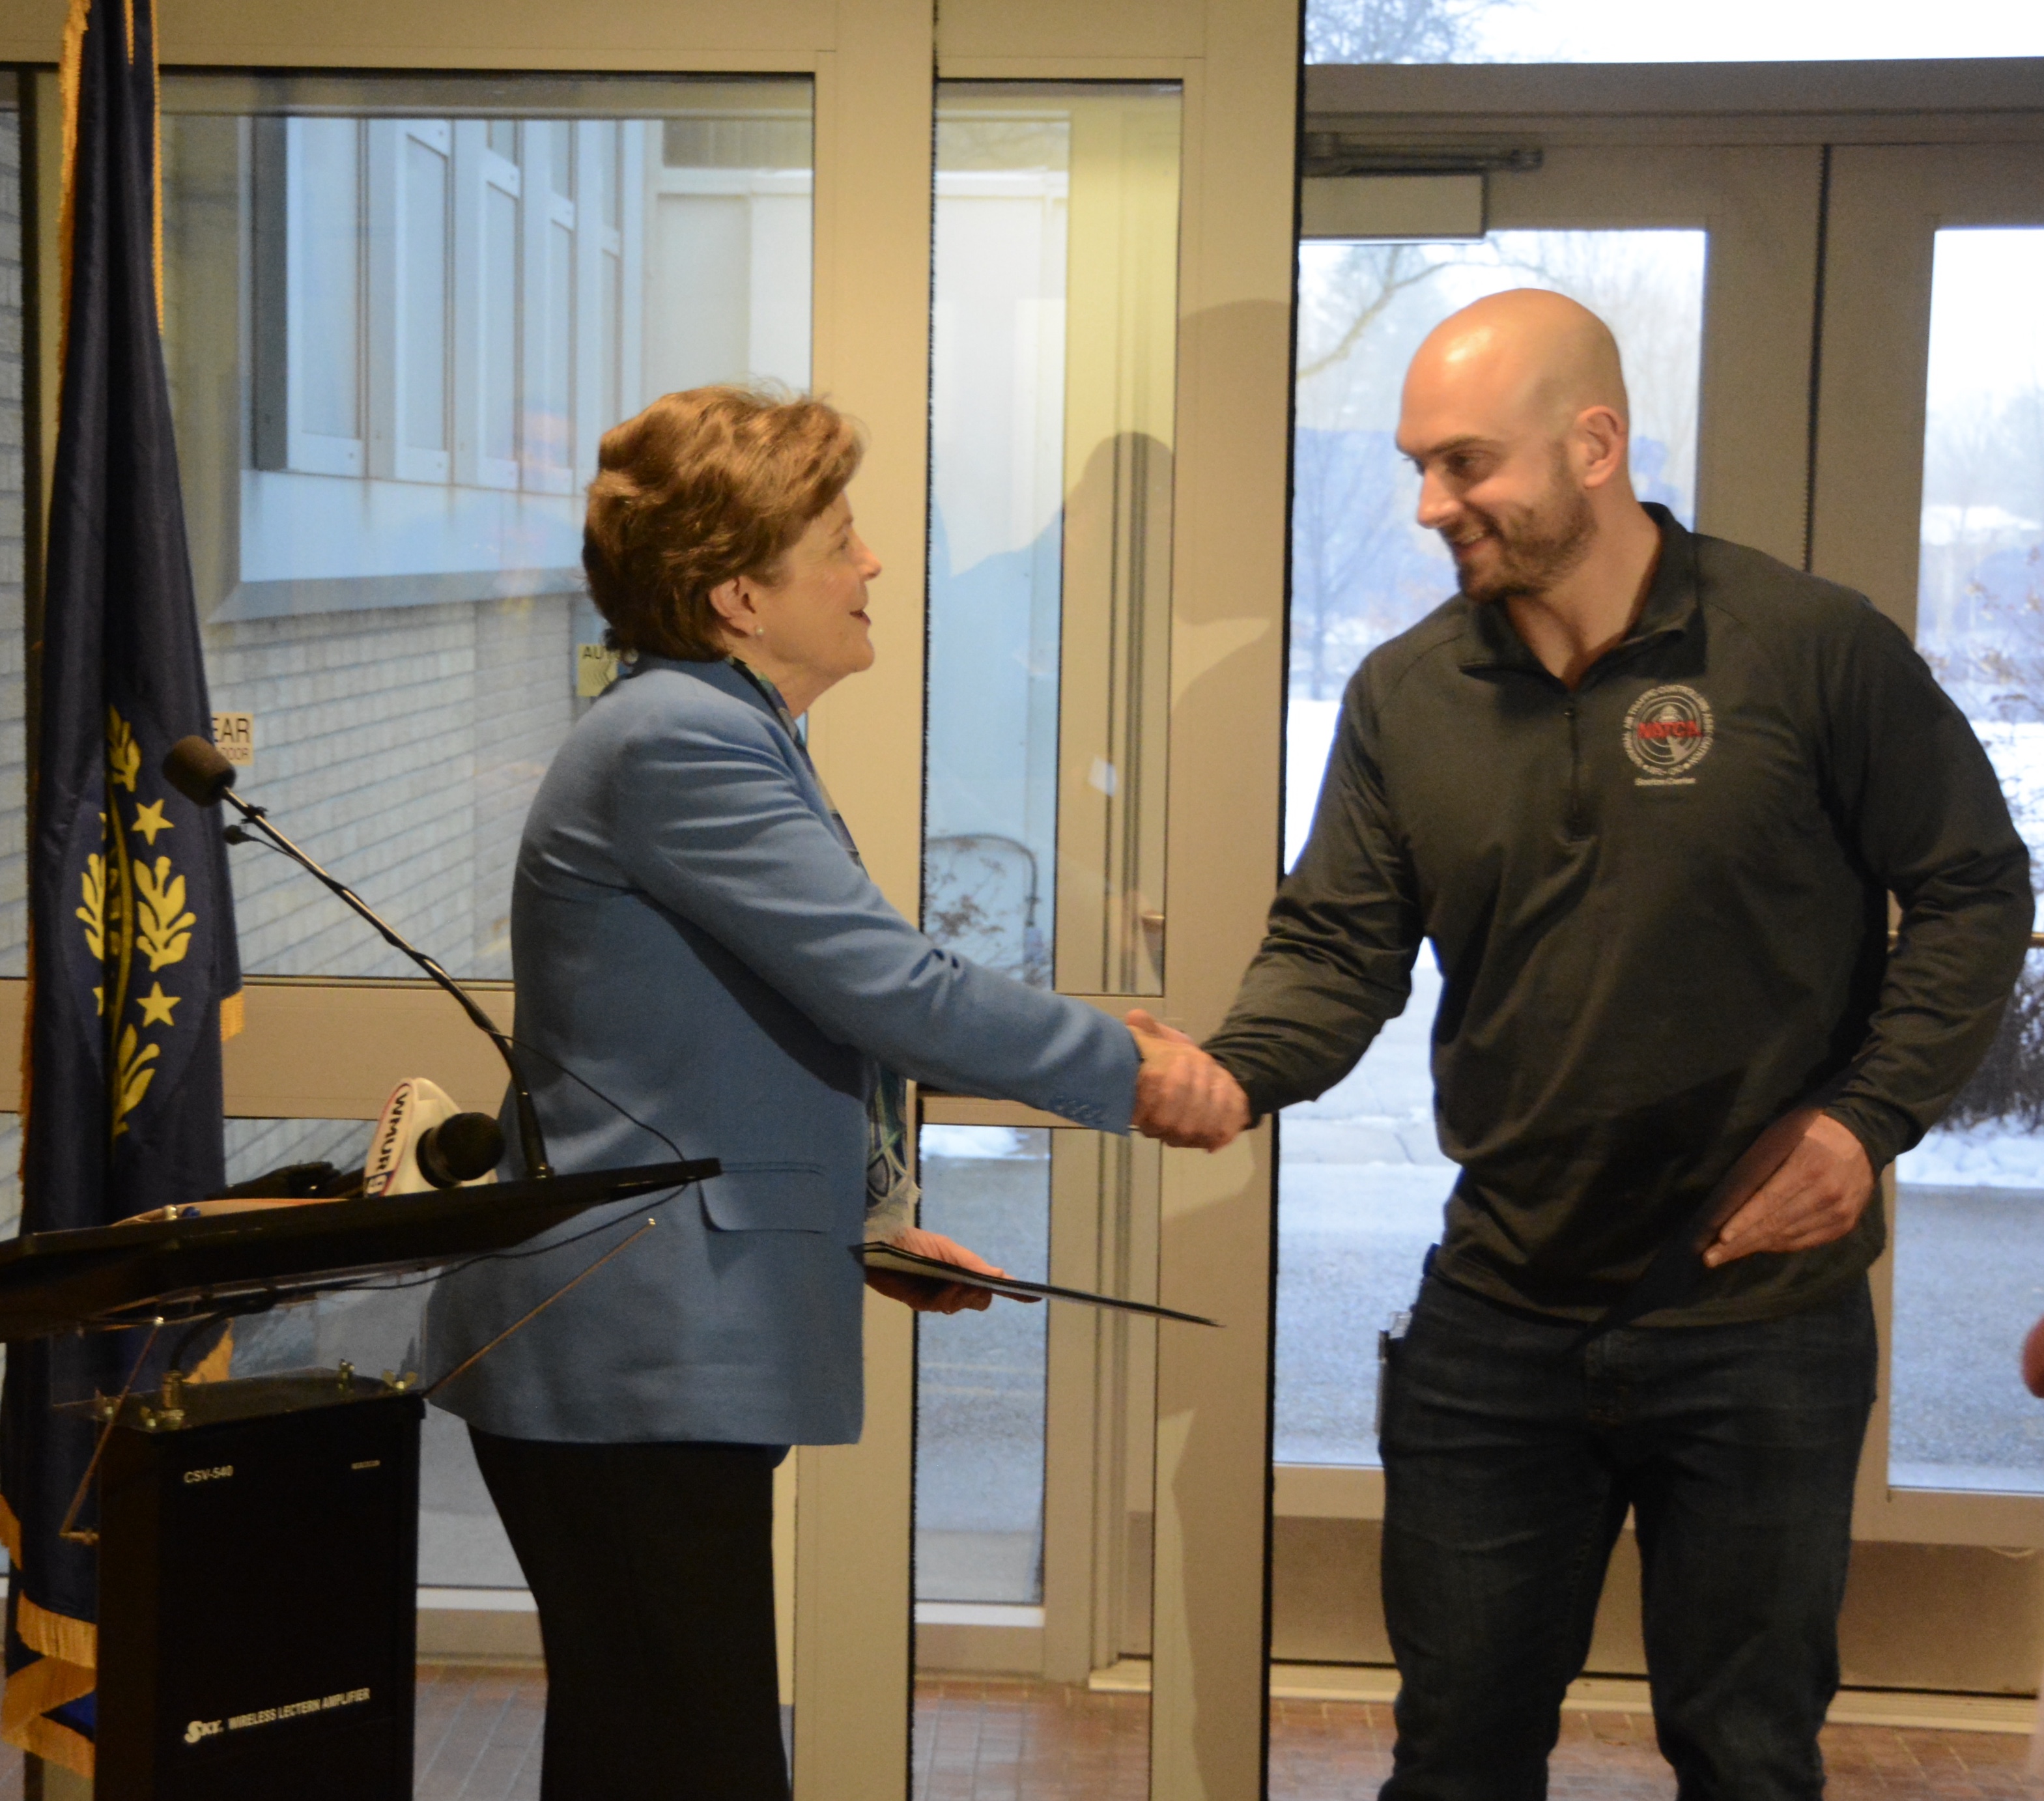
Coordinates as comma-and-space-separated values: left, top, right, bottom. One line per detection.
1133, 291, 2032, 1798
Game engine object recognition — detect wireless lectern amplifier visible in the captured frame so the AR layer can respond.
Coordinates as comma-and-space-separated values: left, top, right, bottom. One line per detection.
94, 1373, 423, 1801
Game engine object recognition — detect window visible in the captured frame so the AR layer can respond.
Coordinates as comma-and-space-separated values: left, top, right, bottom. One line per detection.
923, 84, 1180, 997
916, 1125, 1052, 1604
1892, 226, 2044, 1494
1305, 0, 2044, 64
154, 74, 814, 1588
161, 76, 814, 984
912, 78, 1182, 1696
1277, 229, 1706, 1467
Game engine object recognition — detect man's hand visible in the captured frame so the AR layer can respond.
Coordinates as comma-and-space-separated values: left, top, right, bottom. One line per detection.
1701, 1111, 1875, 1269
864, 1226, 1015, 1314
1127, 1009, 1252, 1152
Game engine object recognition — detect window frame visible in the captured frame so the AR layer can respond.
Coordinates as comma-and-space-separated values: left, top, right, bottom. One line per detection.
367, 116, 455, 485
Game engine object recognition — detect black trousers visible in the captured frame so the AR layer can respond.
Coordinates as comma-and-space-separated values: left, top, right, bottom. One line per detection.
468, 1427, 791, 1801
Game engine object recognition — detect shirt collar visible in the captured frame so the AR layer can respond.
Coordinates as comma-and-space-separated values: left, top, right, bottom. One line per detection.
1456, 502, 1698, 677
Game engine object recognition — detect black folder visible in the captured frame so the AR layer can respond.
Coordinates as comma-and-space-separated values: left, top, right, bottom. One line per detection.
860, 1241, 1220, 1326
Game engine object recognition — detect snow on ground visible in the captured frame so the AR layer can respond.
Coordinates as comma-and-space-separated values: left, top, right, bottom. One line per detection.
1285, 699, 1342, 871
920, 1124, 1036, 1160
1899, 1120, 2044, 1191
1972, 719, 2044, 926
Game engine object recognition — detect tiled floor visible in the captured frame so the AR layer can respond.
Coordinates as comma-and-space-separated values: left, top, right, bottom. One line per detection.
416, 1662, 547, 1799
918, 1676, 1152, 1799
0, 1668, 2038, 1796
919, 1680, 2044, 1801
1266, 1697, 2044, 1799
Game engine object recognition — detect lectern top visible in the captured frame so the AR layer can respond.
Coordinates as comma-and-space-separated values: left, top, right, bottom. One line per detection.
0, 1160, 718, 1343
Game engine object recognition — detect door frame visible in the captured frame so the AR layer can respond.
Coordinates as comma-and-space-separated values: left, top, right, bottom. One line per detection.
1811, 137, 2044, 1548
1276, 129, 1828, 1535
1284, 63, 2044, 1548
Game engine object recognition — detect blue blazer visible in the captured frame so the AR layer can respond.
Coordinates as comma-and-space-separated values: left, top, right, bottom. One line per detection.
424, 657, 1139, 1445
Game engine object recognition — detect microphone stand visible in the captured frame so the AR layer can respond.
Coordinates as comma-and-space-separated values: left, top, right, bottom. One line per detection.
205, 783, 552, 1180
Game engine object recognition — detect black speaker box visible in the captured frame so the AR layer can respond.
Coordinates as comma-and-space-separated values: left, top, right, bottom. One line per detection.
94, 1373, 423, 1800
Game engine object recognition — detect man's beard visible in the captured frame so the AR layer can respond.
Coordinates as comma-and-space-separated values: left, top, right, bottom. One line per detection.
1445, 462, 1597, 603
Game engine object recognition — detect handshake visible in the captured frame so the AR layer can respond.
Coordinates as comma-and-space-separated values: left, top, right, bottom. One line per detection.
1124, 1010, 1253, 1152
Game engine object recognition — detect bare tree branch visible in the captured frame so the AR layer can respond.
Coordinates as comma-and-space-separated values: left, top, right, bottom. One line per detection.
1305, 0, 1516, 64
1297, 244, 1442, 382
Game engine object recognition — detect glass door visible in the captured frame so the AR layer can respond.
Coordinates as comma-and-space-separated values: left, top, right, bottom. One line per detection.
1812, 141, 2044, 1543
913, 81, 1181, 1792
1271, 139, 1824, 1660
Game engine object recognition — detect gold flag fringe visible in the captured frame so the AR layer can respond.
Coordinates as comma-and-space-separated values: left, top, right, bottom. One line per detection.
16, 1593, 96, 1672
55, 0, 87, 382
1, 1652, 96, 1778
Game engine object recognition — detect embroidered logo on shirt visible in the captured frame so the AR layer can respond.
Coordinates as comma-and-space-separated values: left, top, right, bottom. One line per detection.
1623, 685, 1715, 786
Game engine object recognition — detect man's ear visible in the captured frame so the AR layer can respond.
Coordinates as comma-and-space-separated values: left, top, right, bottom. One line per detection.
1574, 405, 1629, 490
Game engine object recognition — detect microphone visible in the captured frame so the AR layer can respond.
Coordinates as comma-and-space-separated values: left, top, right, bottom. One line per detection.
419, 1113, 506, 1188
165, 735, 552, 1180
362, 1076, 505, 1194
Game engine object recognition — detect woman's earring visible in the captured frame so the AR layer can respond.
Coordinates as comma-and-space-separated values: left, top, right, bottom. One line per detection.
754, 627, 765, 637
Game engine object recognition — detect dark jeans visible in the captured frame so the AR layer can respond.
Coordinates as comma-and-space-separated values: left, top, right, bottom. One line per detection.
1378, 1274, 1877, 1801
468, 1428, 791, 1801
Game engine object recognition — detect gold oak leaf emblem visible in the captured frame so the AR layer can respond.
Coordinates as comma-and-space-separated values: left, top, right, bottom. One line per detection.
131, 799, 172, 845
135, 983, 179, 1028
106, 708, 141, 794
133, 857, 195, 972
113, 1024, 160, 1135
77, 853, 107, 960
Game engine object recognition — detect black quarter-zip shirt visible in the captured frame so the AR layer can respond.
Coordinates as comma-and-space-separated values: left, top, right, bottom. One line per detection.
1208, 507, 2034, 1325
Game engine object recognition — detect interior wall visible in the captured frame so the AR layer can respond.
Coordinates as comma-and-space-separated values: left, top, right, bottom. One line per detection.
1272, 1520, 2044, 1695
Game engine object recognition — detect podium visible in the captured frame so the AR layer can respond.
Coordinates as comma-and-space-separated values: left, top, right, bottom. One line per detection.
0, 1160, 717, 1800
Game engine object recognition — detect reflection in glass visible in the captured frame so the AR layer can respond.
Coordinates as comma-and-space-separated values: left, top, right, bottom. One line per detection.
1894, 229, 2044, 1493
915, 1126, 1051, 1604
161, 78, 814, 980
1305, 0, 2044, 64
911, 1122, 1158, 1787
924, 85, 1180, 997
220, 1116, 524, 1583
1277, 230, 1706, 1466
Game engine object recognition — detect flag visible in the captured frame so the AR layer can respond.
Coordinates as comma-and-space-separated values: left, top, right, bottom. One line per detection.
0, 0, 242, 1775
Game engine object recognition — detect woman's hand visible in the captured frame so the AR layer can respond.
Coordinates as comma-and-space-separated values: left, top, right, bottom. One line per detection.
1127, 1010, 1251, 1151
865, 1227, 1030, 1314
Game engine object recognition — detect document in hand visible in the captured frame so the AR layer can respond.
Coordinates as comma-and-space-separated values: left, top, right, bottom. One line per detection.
859, 1243, 1221, 1327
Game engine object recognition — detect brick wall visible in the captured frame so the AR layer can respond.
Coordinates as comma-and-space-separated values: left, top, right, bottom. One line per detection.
203, 592, 579, 982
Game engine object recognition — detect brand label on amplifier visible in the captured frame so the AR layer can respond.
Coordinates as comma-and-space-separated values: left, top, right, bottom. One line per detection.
184, 1686, 371, 1746
182, 1465, 233, 1484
